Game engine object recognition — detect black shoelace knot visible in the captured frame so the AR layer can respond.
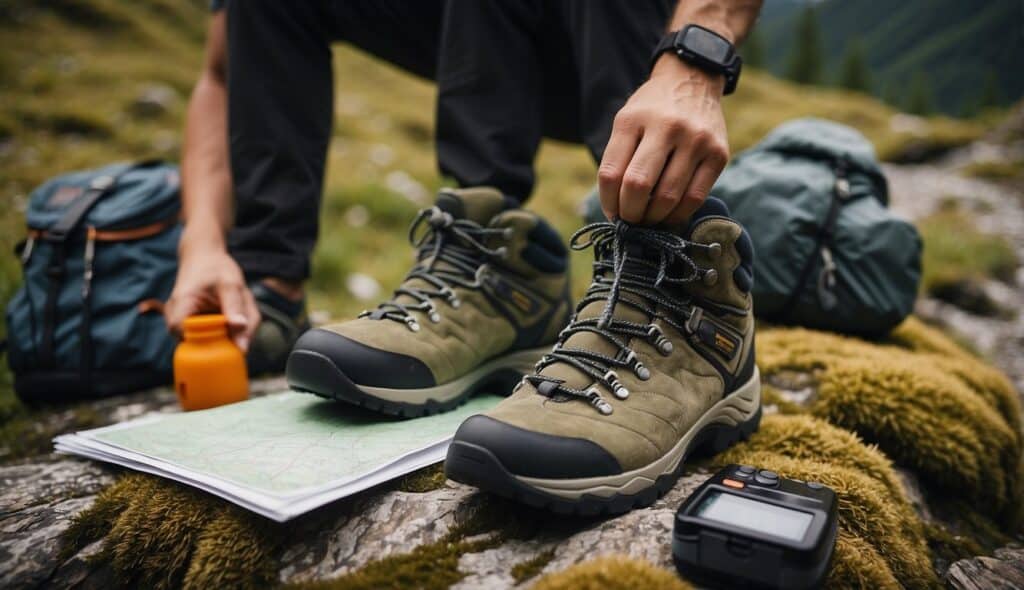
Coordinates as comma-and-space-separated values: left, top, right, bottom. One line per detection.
360, 206, 509, 332
525, 220, 719, 415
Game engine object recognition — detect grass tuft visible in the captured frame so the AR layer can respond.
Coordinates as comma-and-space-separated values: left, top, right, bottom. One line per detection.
510, 548, 556, 584
917, 208, 1018, 299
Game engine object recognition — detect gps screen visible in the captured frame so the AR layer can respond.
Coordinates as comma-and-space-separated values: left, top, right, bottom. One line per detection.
696, 491, 813, 542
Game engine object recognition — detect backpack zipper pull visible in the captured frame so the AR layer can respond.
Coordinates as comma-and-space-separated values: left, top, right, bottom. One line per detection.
817, 246, 838, 311
82, 226, 96, 299
20, 236, 35, 265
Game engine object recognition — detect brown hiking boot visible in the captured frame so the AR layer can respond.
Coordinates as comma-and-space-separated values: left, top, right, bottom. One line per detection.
286, 187, 572, 417
446, 197, 760, 514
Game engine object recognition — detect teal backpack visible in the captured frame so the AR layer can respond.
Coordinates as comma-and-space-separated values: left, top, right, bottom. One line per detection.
712, 118, 921, 336
582, 118, 921, 336
5, 161, 181, 403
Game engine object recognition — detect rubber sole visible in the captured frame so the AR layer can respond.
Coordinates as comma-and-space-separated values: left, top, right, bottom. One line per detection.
286, 346, 548, 418
445, 369, 761, 515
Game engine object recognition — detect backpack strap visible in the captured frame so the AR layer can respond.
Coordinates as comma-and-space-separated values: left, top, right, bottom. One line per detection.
777, 157, 850, 320
37, 162, 153, 370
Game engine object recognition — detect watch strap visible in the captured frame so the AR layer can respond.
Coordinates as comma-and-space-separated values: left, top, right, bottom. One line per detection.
650, 27, 742, 95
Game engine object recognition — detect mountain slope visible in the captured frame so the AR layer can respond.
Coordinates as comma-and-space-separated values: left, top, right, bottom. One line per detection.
759, 0, 1024, 115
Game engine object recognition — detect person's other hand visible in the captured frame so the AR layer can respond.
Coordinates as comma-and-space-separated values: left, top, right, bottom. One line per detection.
598, 55, 729, 226
164, 243, 259, 352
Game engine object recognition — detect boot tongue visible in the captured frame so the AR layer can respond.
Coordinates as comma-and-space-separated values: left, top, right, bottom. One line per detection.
382, 188, 508, 309
435, 187, 511, 225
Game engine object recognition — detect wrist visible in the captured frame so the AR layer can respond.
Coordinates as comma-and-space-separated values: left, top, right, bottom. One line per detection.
179, 219, 227, 257
650, 54, 726, 97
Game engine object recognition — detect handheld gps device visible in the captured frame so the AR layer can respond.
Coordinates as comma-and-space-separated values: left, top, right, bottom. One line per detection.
673, 464, 838, 590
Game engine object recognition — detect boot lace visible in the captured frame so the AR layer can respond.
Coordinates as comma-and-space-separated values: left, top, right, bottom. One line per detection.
360, 206, 509, 331
525, 220, 718, 415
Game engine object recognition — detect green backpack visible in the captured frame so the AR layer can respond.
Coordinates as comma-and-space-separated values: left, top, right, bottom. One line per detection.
711, 118, 921, 336
581, 118, 922, 336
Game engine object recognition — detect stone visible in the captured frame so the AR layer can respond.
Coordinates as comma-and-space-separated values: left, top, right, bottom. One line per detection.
129, 83, 179, 119
946, 545, 1024, 590
0, 459, 115, 588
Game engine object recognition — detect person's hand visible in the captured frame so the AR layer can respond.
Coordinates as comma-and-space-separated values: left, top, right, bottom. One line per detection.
164, 240, 259, 352
598, 55, 730, 226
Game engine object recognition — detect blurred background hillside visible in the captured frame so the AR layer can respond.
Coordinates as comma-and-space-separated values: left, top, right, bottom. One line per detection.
752, 0, 1024, 117
0, 0, 1021, 454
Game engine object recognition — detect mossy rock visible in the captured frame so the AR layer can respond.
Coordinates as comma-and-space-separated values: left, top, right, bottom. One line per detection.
58, 317, 1020, 589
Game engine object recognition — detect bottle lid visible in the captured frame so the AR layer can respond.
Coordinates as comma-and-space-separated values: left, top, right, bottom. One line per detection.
182, 314, 229, 340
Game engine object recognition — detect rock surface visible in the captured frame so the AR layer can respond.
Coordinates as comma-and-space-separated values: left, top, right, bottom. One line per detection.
2, 128, 1023, 589
946, 546, 1024, 590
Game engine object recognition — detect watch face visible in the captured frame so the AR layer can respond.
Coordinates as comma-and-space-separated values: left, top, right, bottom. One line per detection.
683, 27, 731, 65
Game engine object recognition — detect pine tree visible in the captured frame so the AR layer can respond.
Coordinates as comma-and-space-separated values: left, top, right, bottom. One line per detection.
906, 72, 932, 115
786, 6, 823, 85
741, 28, 765, 69
838, 39, 871, 93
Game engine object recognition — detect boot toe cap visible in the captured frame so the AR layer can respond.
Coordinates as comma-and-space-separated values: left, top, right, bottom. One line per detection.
452, 414, 622, 479
287, 328, 436, 390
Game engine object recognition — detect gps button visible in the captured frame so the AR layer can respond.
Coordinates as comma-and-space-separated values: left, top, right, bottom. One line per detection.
755, 470, 779, 486
807, 481, 824, 490
735, 465, 756, 478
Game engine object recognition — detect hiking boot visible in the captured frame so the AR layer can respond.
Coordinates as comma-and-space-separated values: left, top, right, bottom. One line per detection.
247, 282, 311, 376
286, 187, 572, 417
446, 197, 760, 514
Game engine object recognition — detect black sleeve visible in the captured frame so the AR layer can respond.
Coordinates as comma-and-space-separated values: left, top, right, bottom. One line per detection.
210, 0, 224, 12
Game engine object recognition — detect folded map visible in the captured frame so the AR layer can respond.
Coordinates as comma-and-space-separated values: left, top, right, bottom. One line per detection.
54, 392, 500, 521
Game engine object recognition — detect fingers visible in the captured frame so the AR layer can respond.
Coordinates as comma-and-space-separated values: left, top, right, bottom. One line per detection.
665, 151, 728, 226
217, 280, 257, 352
597, 114, 641, 221
164, 295, 192, 339
642, 148, 698, 225
618, 132, 670, 223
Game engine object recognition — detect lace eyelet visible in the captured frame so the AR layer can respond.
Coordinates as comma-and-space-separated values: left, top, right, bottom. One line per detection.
647, 324, 674, 356
702, 268, 718, 286
586, 387, 614, 415
503, 227, 514, 240
429, 311, 441, 323
635, 364, 650, 380
603, 370, 629, 400
707, 242, 722, 259
405, 318, 421, 332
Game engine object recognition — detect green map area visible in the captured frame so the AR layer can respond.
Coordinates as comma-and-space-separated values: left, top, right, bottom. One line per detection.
95, 393, 500, 495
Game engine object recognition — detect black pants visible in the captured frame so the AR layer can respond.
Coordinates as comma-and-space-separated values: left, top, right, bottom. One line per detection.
226, 0, 672, 281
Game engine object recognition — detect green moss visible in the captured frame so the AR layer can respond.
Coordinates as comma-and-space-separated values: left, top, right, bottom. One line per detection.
917, 209, 1018, 295
719, 419, 938, 590
756, 320, 1023, 526
62, 475, 281, 590
510, 548, 555, 584
396, 464, 447, 493
287, 497, 530, 590
533, 556, 693, 590
290, 533, 499, 590
923, 522, 986, 572
827, 532, 903, 589
0, 400, 103, 462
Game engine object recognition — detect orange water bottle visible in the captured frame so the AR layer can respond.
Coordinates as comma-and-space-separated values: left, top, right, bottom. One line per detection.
174, 314, 249, 411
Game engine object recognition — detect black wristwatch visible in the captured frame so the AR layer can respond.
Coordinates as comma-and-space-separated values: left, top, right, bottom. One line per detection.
650, 24, 743, 95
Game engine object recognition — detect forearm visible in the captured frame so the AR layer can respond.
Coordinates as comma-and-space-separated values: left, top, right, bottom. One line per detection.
181, 72, 232, 252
